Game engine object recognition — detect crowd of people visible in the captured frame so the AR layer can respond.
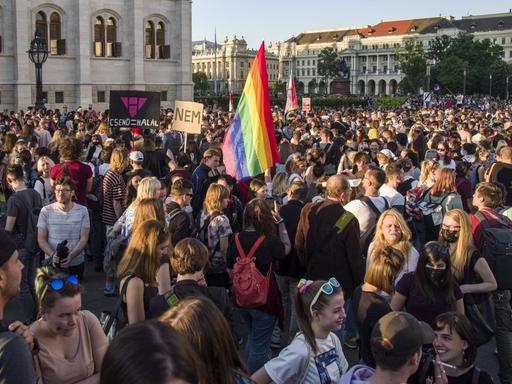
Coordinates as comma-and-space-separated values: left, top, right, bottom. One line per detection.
0, 99, 511, 383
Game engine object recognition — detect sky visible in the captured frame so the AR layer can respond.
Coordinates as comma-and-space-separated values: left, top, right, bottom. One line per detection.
192, 1, 512, 48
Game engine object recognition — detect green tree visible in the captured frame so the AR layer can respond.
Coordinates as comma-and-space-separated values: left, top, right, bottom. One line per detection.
317, 47, 339, 85
270, 80, 286, 96
428, 33, 505, 95
396, 40, 427, 94
192, 71, 208, 94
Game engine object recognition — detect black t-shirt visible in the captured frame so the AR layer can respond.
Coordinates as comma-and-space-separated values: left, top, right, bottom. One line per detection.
352, 286, 391, 368
446, 367, 493, 384
0, 329, 36, 384
490, 162, 512, 206
6, 189, 42, 249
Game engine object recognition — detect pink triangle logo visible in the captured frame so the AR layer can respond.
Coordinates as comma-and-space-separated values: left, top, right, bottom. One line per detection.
121, 97, 147, 118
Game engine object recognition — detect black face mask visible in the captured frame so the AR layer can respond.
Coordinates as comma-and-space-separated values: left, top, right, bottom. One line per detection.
441, 228, 459, 243
425, 266, 446, 287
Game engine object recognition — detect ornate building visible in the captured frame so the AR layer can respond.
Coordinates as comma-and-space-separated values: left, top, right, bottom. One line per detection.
271, 11, 512, 96
192, 36, 279, 95
0, 0, 193, 111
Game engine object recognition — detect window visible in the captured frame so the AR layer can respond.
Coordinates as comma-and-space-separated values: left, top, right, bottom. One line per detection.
42, 92, 48, 103
160, 91, 167, 101
95, 15, 120, 57
55, 91, 64, 103
145, 19, 170, 59
502, 38, 506, 45
307, 69, 310, 76
97, 91, 105, 103
509, 50, 512, 58
312, 69, 316, 76
94, 17, 105, 57
35, 11, 65, 55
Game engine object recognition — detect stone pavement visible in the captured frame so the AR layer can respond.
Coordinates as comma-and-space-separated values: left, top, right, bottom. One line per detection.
80, 259, 501, 382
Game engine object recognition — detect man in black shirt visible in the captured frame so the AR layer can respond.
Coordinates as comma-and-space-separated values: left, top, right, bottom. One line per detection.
0, 230, 36, 383
489, 146, 512, 206
167, 178, 193, 247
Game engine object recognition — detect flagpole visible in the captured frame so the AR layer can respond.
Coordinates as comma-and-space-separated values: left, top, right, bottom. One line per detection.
214, 28, 218, 96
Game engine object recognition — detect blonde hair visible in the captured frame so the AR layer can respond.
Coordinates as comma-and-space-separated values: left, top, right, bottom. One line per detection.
418, 160, 440, 188
441, 209, 476, 281
130, 177, 161, 209
204, 183, 229, 213
109, 148, 128, 172
371, 209, 411, 266
36, 156, 55, 175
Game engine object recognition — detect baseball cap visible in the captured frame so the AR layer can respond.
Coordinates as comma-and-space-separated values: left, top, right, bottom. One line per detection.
379, 149, 397, 160
371, 311, 434, 359
0, 230, 17, 267
129, 151, 144, 162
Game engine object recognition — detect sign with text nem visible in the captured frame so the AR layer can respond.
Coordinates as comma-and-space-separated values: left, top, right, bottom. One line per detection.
109, 91, 160, 128
302, 97, 311, 112
173, 100, 204, 134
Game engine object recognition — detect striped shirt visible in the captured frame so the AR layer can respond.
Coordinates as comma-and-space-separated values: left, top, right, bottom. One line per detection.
37, 202, 90, 267
102, 170, 126, 226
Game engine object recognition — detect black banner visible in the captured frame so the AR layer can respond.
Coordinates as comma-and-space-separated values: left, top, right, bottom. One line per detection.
109, 91, 160, 128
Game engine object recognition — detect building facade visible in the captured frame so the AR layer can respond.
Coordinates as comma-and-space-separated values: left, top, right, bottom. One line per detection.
272, 11, 512, 96
192, 36, 279, 95
0, 0, 193, 111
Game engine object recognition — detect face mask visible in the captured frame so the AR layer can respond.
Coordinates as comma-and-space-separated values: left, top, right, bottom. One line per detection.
441, 228, 459, 243
425, 266, 446, 286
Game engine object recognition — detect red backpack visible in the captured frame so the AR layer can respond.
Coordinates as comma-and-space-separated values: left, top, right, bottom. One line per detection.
232, 233, 270, 308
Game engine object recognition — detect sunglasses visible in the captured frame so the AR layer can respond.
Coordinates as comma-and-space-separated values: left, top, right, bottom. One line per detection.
310, 277, 340, 315
49, 275, 79, 291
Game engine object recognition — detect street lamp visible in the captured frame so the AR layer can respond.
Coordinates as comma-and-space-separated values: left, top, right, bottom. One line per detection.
489, 74, 493, 97
27, 32, 49, 110
463, 68, 467, 96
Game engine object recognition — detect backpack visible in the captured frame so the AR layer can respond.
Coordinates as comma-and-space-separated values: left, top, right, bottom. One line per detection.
195, 211, 222, 251
360, 196, 389, 258
475, 211, 512, 290
417, 191, 453, 237
86, 163, 104, 212
232, 233, 269, 308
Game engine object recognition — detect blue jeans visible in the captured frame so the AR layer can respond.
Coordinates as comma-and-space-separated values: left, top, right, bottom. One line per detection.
494, 290, 512, 384
276, 275, 298, 346
241, 308, 277, 373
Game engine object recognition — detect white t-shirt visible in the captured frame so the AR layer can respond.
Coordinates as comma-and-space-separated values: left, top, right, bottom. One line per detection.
379, 184, 405, 209
344, 196, 390, 239
265, 333, 348, 384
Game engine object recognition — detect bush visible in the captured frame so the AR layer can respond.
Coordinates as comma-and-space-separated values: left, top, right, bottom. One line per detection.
194, 95, 405, 110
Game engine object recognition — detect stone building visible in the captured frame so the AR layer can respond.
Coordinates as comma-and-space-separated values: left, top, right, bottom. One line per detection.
0, 0, 193, 111
272, 11, 512, 96
191, 36, 279, 95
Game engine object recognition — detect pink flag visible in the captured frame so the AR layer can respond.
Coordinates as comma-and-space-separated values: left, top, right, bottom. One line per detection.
284, 74, 298, 114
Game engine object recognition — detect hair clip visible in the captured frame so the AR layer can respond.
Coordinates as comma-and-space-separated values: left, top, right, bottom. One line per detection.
297, 278, 314, 294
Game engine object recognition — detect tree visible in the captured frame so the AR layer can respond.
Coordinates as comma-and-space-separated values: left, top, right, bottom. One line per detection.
396, 40, 427, 94
317, 47, 339, 84
192, 71, 208, 94
428, 33, 506, 95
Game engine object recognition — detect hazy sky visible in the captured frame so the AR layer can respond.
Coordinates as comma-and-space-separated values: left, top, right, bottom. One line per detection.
192, 1, 512, 48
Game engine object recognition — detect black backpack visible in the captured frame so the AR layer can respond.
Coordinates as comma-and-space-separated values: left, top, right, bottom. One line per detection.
86, 163, 104, 212
475, 211, 512, 290
360, 196, 389, 259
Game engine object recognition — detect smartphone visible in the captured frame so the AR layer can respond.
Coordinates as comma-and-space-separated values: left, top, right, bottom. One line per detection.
265, 196, 275, 209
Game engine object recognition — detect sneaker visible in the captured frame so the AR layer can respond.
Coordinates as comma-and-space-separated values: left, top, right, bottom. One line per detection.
344, 336, 358, 349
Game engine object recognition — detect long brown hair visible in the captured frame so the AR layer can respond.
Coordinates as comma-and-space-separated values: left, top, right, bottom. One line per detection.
160, 297, 249, 384
132, 198, 166, 233
430, 168, 457, 196
117, 220, 168, 284
243, 198, 276, 236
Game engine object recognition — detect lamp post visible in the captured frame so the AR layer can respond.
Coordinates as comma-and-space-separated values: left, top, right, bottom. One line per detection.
27, 32, 49, 110
489, 74, 493, 97
463, 68, 467, 96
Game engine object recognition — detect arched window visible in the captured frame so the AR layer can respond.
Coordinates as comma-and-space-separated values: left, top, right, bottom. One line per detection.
145, 21, 155, 59
49, 12, 61, 55
94, 16, 105, 57
36, 11, 48, 42
106, 17, 116, 57
145, 19, 169, 59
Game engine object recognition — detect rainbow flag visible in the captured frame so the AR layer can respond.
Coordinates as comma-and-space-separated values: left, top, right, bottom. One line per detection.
223, 42, 279, 181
